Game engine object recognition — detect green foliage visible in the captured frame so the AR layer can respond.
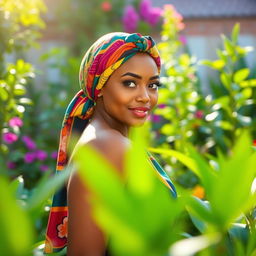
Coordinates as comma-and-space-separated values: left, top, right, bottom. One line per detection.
0, 2, 255, 255
0, 167, 70, 256
74, 127, 184, 256
0, 175, 34, 256
199, 24, 256, 149
0, 0, 45, 154
153, 13, 256, 190
0, 0, 46, 68
72, 127, 256, 255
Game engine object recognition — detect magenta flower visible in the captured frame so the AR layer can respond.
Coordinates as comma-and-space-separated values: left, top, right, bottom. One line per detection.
22, 136, 36, 150
151, 114, 162, 123
158, 104, 166, 109
139, 0, 151, 20
7, 161, 16, 169
24, 152, 36, 163
145, 7, 162, 26
51, 151, 58, 159
194, 110, 204, 119
3, 132, 18, 144
139, 0, 162, 26
40, 165, 49, 172
35, 150, 47, 161
179, 34, 187, 45
122, 5, 139, 33
9, 117, 23, 128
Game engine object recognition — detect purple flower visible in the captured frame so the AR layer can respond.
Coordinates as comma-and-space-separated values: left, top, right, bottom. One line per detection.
139, 0, 162, 26
51, 151, 58, 159
24, 152, 36, 163
151, 114, 162, 123
40, 165, 49, 172
158, 104, 166, 109
9, 117, 23, 128
35, 150, 47, 161
22, 136, 36, 150
122, 5, 139, 33
139, 0, 151, 20
3, 132, 18, 144
7, 161, 16, 169
145, 7, 162, 26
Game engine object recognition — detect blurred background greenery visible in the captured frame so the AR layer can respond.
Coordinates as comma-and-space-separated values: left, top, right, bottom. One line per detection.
0, 0, 256, 255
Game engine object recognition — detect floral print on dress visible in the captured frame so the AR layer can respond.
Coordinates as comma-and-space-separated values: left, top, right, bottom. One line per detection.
57, 216, 68, 239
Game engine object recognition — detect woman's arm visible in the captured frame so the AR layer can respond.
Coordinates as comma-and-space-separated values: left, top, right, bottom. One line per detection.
67, 132, 128, 256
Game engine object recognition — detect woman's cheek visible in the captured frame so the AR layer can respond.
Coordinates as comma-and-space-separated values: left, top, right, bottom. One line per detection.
150, 92, 158, 108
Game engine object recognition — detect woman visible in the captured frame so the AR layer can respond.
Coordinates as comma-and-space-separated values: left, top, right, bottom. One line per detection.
44, 32, 176, 255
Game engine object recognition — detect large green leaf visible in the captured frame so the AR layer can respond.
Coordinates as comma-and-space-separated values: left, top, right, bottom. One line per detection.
209, 132, 256, 230
169, 233, 221, 256
26, 167, 71, 218
231, 23, 240, 44
148, 147, 199, 177
0, 176, 34, 256
234, 68, 250, 84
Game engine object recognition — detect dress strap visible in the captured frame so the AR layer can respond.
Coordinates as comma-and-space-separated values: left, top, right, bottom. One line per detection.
147, 151, 177, 198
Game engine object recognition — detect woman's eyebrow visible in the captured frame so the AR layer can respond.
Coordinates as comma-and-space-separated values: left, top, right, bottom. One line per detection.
121, 72, 141, 79
149, 75, 160, 80
121, 72, 159, 80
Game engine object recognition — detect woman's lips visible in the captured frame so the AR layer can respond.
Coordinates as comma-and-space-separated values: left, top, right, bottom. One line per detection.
128, 107, 150, 118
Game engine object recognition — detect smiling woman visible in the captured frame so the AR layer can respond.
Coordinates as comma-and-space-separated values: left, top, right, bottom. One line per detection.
44, 32, 176, 256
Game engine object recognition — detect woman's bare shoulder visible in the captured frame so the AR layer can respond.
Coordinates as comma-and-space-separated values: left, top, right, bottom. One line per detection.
80, 128, 130, 172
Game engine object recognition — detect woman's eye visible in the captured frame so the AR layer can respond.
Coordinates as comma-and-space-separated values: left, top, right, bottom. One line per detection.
148, 82, 161, 89
122, 80, 136, 88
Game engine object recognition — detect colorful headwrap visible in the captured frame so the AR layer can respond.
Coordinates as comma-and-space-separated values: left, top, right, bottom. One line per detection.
44, 32, 176, 253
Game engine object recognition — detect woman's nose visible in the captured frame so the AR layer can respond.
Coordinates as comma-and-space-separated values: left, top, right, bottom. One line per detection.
135, 87, 150, 103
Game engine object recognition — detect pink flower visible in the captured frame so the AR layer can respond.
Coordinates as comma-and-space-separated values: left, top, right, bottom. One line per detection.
179, 34, 187, 45
22, 136, 36, 150
151, 114, 162, 123
194, 110, 204, 119
188, 73, 196, 80
24, 152, 36, 163
40, 165, 49, 172
122, 5, 139, 33
7, 161, 16, 169
35, 150, 47, 161
145, 7, 162, 26
139, 0, 151, 20
101, 1, 112, 12
9, 117, 23, 128
3, 132, 18, 144
163, 4, 185, 31
51, 151, 58, 159
139, 0, 162, 26
164, 4, 175, 12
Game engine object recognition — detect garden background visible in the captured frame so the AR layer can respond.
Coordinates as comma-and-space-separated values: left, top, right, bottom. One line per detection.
1, 0, 256, 255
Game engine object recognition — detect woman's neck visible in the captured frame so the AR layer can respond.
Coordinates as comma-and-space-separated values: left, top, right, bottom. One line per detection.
91, 102, 129, 137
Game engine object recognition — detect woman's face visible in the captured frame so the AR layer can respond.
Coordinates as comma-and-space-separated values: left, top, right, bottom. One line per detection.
99, 53, 160, 128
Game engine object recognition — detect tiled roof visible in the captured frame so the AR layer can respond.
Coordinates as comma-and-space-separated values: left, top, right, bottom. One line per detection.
152, 0, 256, 18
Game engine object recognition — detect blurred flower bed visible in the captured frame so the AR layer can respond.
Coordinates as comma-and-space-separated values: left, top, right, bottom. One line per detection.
0, 0, 256, 255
